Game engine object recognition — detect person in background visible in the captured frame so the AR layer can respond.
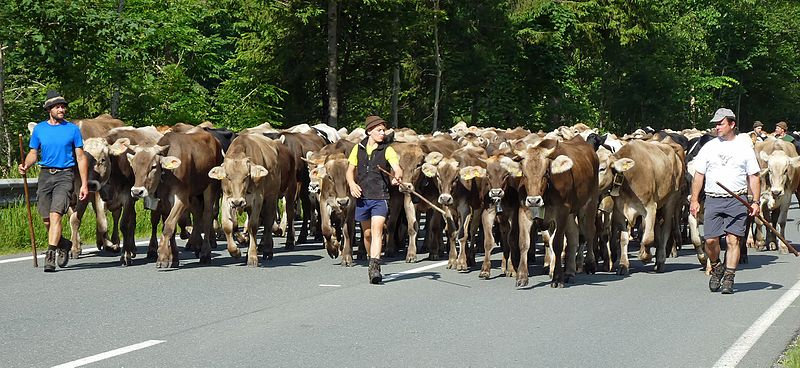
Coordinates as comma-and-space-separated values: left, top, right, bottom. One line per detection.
752, 121, 767, 142
774, 121, 794, 142
19, 91, 89, 272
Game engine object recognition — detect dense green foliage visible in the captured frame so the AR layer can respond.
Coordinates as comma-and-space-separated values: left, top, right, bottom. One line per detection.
2, 0, 799, 172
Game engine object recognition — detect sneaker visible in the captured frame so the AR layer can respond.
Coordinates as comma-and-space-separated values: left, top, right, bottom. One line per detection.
709, 261, 724, 292
44, 249, 56, 272
368, 258, 383, 284
721, 270, 735, 294
56, 237, 71, 268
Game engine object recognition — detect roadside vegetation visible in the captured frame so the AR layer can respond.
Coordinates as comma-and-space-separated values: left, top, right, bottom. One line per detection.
780, 335, 800, 367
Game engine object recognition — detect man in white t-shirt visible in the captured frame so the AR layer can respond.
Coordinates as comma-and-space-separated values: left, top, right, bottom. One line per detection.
689, 107, 760, 294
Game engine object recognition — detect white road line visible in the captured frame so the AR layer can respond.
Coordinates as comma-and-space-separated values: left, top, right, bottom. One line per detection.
318, 284, 341, 287
713, 278, 800, 368
0, 240, 149, 265
382, 260, 449, 282
51, 339, 165, 368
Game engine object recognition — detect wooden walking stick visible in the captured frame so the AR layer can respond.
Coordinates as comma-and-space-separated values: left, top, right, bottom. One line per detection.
716, 181, 799, 257
376, 166, 447, 217
18, 133, 38, 267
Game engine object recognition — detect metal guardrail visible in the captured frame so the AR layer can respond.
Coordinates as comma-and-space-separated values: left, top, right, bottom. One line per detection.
0, 178, 38, 207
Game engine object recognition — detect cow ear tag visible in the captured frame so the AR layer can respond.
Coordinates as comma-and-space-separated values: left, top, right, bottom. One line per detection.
422, 163, 437, 178
160, 156, 182, 170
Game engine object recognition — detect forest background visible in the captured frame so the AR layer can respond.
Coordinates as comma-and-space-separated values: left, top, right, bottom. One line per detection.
0, 0, 798, 176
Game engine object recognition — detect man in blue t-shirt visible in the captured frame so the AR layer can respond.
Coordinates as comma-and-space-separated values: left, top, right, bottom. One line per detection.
18, 91, 89, 272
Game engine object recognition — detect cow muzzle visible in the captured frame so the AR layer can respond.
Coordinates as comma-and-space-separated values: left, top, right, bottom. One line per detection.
308, 183, 320, 194
230, 198, 246, 209
489, 188, 504, 201
399, 182, 414, 194
438, 194, 454, 206
336, 197, 351, 207
771, 188, 784, 197
131, 187, 148, 199
525, 195, 544, 208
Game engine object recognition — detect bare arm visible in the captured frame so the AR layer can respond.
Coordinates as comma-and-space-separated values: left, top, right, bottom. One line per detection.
18, 149, 38, 174
346, 164, 361, 198
75, 147, 89, 201
390, 162, 403, 185
747, 173, 761, 216
689, 171, 704, 217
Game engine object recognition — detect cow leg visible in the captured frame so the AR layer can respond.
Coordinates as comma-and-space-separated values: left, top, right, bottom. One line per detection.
562, 214, 580, 285
578, 201, 598, 274
198, 187, 218, 264
320, 200, 338, 259
68, 203, 86, 259
456, 209, 471, 272
404, 195, 419, 263
295, 185, 312, 246
157, 195, 185, 268
777, 203, 791, 254
92, 194, 116, 253
613, 207, 634, 275
117, 198, 138, 266
147, 207, 160, 259
220, 199, 240, 259
284, 183, 300, 251
445, 209, 460, 270
464, 207, 483, 269
516, 209, 535, 287
638, 203, 657, 264
249, 200, 267, 267
688, 210, 708, 267
109, 205, 122, 250
480, 207, 497, 279
276, 197, 287, 237
341, 204, 356, 267
550, 214, 568, 288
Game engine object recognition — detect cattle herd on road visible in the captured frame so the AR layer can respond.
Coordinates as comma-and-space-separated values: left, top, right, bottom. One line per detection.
46, 115, 799, 288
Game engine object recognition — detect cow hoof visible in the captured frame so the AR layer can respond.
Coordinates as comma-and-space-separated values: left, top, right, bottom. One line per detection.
326, 247, 339, 259
515, 278, 529, 288
616, 266, 629, 276
341, 256, 353, 267
565, 275, 575, 284
70, 248, 81, 259
146, 250, 158, 260
551, 281, 565, 288
120, 254, 133, 266
447, 259, 457, 269
654, 263, 665, 273
583, 262, 596, 274
229, 248, 241, 259
265, 252, 274, 261
479, 270, 490, 279
247, 257, 259, 267
427, 253, 440, 261
405, 254, 417, 263
285, 243, 295, 251
199, 254, 211, 264
457, 263, 468, 272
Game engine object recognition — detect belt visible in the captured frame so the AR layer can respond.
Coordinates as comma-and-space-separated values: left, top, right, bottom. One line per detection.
707, 188, 746, 198
42, 167, 72, 174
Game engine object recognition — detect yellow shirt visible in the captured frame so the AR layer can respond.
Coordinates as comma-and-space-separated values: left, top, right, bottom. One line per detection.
348, 143, 399, 167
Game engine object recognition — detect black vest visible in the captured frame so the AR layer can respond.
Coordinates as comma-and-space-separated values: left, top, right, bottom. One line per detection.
356, 137, 391, 199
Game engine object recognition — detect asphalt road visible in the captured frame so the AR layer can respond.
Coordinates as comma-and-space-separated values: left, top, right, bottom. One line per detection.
1, 208, 800, 368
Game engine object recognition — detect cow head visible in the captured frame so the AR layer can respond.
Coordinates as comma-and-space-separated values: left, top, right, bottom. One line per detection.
209, 157, 268, 210
318, 158, 352, 212
302, 153, 327, 194
759, 150, 800, 199
395, 144, 427, 194
82, 137, 112, 191
421, 157, 463, 206
517, 139, 573, 208
483, 155, 522, 202
127, 144, 178, 199
596, 147, 635, 195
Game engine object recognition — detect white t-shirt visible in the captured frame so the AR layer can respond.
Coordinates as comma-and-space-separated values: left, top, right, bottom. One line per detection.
694, 134, 760, 195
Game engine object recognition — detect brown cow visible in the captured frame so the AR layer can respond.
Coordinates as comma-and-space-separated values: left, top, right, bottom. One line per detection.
209, 133, 295, 266
479, 154, 523, 279
754, 139, 800, 253
516, 136, 599, 287
127, 127, 223, 267
310, 156, 358, 266
600, 140, 685, 275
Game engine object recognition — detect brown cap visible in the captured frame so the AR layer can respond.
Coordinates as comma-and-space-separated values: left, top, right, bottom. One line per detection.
364, 115, 387, 132
753, 121, 763, 128
777, 121, 789, 131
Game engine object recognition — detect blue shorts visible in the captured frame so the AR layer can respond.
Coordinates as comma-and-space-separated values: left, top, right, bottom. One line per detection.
355, 199, 389, 221
703, 196, 748, 238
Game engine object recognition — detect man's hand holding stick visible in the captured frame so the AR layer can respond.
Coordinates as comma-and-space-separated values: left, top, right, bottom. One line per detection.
716, 181, 799, 257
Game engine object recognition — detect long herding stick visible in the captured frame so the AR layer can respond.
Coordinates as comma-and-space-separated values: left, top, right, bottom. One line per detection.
716, 181, 799, 257
18, 134, 38, 267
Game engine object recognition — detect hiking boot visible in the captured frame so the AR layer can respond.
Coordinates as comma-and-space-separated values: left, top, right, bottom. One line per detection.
709, 261, 724, 292
721, 270, 736, 294
56, 237, 71, 268
44, 249, 56, 273
368, 258, 383, 284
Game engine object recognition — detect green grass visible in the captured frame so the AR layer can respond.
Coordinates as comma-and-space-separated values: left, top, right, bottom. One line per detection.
780, 336, 800, 367
0, 199, 154, 256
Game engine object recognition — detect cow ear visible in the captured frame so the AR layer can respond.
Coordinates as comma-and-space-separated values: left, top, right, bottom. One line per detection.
160, 156, 181, 170
473, 166, 486, 178
208, 166, 226, 180
759, 168, 768, 178
514, 149, 528, 160
550, 155, 573, 174
425, 152, 444, 165
503, 160, 523, 177
422, 163, 438, 178
790, 156, 800, 168
498, 142, 510, 151
28, 122, 37, 134
759, 150, 770, 162
612, 158, 635, 172
310, 166, 327, 180
250, 164, 268, 179
279, 135, 286, 144
109, 138, 131, 156
157, 145, 170, 155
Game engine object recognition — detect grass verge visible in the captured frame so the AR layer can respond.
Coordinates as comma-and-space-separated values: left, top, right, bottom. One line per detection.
0, 199, 154, 256
779, 335, 800, 367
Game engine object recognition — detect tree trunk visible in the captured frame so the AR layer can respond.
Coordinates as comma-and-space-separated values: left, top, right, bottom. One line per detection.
431, 0, 442, 133
326, 0, 339, 128
391, 63, 400, 128
110, 0, 124, 118
0, 45, 10, 175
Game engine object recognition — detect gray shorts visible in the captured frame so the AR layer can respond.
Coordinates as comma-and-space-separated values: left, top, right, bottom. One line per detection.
37, 168, 75, 219
703, 196, 748, 238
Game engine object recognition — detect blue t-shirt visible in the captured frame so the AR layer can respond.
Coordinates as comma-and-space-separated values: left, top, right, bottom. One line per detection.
29, 120, 83, 169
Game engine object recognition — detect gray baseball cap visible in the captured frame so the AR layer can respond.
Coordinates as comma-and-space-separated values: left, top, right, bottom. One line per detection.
710, 108, 736, 123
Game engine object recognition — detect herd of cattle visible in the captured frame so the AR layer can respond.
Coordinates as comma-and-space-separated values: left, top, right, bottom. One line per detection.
47, 115, 799, 287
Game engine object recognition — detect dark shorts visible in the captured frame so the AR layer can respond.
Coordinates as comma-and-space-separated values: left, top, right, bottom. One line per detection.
355, 199, 389, 221
703, 196, 748, 238
37, 168, 75, 219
